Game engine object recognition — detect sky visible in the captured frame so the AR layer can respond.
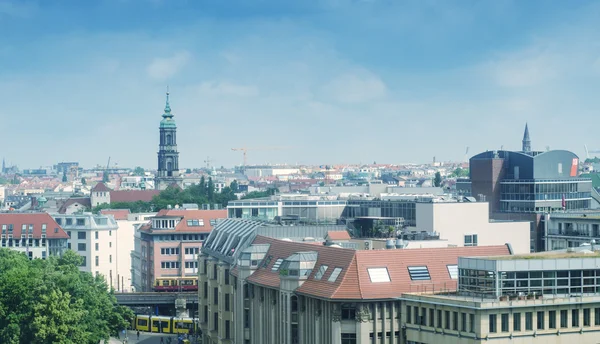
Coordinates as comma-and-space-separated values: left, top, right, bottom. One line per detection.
2, 0, 600, 169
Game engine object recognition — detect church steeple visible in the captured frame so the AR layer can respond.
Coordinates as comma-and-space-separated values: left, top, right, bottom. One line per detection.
155, 88, 182, 190
163, 88, 173, 119
522, 123, 531, 152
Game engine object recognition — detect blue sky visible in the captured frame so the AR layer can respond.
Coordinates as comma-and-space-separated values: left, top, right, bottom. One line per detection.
2, 0, 600, 169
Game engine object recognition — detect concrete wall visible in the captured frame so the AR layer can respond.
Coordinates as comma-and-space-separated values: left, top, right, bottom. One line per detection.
115, 219, 146, 292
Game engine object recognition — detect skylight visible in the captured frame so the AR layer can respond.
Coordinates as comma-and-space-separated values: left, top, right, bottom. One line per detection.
328, 267, 342, 282
447, 265, 458, 280
367, 267, 391, 283
408, 266, 431, 281
271, 258, 284, 271
314, 265, 328, 280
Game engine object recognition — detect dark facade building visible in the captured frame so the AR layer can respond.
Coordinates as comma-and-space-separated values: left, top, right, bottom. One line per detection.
154, 91, 183, 190
469, 125, 592, 252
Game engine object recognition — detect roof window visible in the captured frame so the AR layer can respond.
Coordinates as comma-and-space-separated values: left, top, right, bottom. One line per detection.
328, 267, 342, 282
271, 258, 284, 271
314, 265, 328, 280
367, 267, 391, 283
447, 265, 458, 280
408, 266, 431, 281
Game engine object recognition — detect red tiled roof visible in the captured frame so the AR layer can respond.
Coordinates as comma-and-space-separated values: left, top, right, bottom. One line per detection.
140, 209, 227, 234
109, 190, 160, 203
92, 182, 112, 192
326, 230, 351, 241
57, 197, 91, 214
100, 209, 131, 220
246, 237, 511, 300
0, 213, 69, 239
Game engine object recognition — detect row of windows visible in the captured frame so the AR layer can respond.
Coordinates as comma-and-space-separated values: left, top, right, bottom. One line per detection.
184, 247, 199, 255
94, 255, 112, 266
407, 306, 476, 333
489, 308, 600, 333
55, 218, 86, 226
161, 261, 180, 269
1, 238, 47, 247
161, 247, 180, 255
1, 224, 47, 233
95, 242, 113, 251
154, 234, 207, 242
184, 261, 198, 269
66, 231, 112, 240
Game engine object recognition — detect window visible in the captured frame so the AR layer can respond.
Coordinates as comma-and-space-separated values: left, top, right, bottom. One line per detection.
77, 243, 86, 251
95, 243, 99, 251
341, 333, 356, 344
572, 309, 579, 327
367, 267, 391, 282
453, 311, 458, 330
41, 224, 46, 233
470, 313, 475, 333
430, 309, 435, 328
447, 265, 458, 279
445, 311, 450, 330
109, 255, 112, 263
501, 313, 509, 332
314, 265, 328, 280
464, 234, 478, 246
513, 313, 521, 331
414, 306, 419, 324
407, 266, 431, 280
55, 218, 62, 225
406, 306, 411, 324
437, 310, 442, 329
583, 308, 590, 327
328, 267, 342, 282
213, 312, 218, 331
80, 256, 86, 267
66, 218, 73, 226
341, 305, 356, 320
77, 232, 86, 240
95, 256, 99, 267
95, 231, 98, 239
225, 294, 230, 311
536, 311, 544, 330
549, 311, 556, 329
76, 218, 85, 226
225, 320, 231, 339
460, 312, 466, 332
488, 314, 497, 333
595, 308, 600, 326
67, 231, 71, 238
213, 288, 218, 305
525, 312, 533, 330
271, 258, 284, 271
561, 310, 568, 328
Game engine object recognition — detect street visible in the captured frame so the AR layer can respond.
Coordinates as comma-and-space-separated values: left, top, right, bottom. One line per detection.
111, 330, 199, 344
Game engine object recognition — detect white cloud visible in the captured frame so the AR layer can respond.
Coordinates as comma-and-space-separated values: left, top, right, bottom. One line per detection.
0, 0, 37, 18
321, 70, 387, 103
482, 48, 561, 88
146, 51, 191, 80
197, 81, 259, 97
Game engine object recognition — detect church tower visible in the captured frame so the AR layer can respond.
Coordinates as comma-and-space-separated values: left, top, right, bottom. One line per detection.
522, 123, 531, 153
155, 90, 183, 190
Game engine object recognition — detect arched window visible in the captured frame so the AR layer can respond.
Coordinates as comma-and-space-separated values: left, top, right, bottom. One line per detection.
166, 134, 172, 145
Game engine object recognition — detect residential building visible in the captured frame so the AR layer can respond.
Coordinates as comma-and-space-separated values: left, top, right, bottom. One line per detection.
402, 248, 600, 344
199, 222, 512, 344
0, 212, 69, 259
53, 213, 119, 289
89, 182, 160, 208
543, 211, 600, 250
134, 209, 226, 292
155, 90, 183, 190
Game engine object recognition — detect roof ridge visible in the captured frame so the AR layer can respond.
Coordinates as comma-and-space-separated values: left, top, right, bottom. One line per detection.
331, 252, 360, 299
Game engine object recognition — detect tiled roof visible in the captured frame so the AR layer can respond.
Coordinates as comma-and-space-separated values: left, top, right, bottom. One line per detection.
326, 230, 351, 241
109, 190, 160, 203
57, 197, 91, 214
91, 182, 112, 192
246, 237, 511, 300
140, 209, 227, 234
100, 209, 131, 220
0, 212, 69, 239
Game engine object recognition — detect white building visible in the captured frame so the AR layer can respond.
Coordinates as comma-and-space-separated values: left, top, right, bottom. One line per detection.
53, 213, 119, 289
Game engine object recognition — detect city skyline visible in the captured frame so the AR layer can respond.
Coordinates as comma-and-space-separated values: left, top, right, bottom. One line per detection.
2, 0, 600, 168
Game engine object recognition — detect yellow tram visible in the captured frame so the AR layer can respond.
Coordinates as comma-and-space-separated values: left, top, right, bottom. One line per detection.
133, 315, 197, 334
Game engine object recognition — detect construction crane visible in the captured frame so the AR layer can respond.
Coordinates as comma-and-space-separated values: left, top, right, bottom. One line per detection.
584, 145, 600, 160
463, 146, 470, 162
231, 146, 290, 168
204, 156, 215, 169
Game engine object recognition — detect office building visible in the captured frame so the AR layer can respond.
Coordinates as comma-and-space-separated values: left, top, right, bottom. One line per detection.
0, 212, 69, 259
402, 248, 600, 344
53, 213, 119, 289
542, 211, 600, 251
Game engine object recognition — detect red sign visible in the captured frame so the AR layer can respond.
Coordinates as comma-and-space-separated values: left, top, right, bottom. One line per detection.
570, 158, 578, 177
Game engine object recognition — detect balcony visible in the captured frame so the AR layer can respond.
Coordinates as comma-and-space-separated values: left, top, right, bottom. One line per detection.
547, 229, 600, 238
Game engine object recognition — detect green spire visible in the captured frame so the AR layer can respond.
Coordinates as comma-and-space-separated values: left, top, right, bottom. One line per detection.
162, 87, 173, 119
160, 87, 176, 128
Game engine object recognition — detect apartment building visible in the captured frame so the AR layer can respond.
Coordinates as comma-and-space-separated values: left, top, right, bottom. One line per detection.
53, 213, 119, 289
198, 218, 512, 344
543, 211, 600, 250
198, 218, 354, 344
0, 212, 69, 259
401, 248, 600, 343
134, 209, 227, 291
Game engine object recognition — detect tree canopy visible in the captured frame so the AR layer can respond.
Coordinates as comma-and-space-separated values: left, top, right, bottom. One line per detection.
0, 249, 133, 344
133, 167, 145, 176
449, 167, 469, 178
433, 172, 442, 187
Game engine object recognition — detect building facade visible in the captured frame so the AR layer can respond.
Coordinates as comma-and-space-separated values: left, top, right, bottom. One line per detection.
543, 212, 600, 251
134, 209, 226, 292
53, 213, 119, 289
155, 91, 183, 190
402, 250, 600, 344
0, 212, 69, 259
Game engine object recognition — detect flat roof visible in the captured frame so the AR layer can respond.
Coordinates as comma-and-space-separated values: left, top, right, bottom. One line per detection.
486, 250, 600, 260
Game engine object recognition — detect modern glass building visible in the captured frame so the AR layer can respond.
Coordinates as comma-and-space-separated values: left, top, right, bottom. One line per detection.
227, 197, 346, 224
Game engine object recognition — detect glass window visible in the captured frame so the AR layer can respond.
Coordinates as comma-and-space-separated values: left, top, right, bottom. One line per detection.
77, 231, 86, 240
525, 312, 533, 331
501, 313, 509, 332
560, 310, 568, 328
537, 311, 544, 330
328, 268, 343, 282
513, 313, 521, 331
489, 314, 497, 333
572, 309, 579, 327
549, 311, 556, 329
314, 265, 328, 280
77, 243, 86, 251
583, 308, 590, 327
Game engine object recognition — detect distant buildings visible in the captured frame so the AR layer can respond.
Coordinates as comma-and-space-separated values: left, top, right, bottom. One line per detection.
132, 209, 227, 292
0, 212, 69, 259
53, 212, 120, 289
154, 91, 183, 190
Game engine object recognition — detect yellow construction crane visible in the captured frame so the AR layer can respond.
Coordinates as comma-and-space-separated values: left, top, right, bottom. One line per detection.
231, 146, 290, 167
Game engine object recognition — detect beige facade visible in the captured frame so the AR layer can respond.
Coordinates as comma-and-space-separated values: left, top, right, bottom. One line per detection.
402, 293, 600, 344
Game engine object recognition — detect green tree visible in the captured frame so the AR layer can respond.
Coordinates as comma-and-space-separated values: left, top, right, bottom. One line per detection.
199, 176, 206, 197
230, 180, 239, 193
102, 171, 109, 183
450, 168, 469, 178
434, 172, 442, 187
80, 177, 87, 185
133, 166, 145, 176
207, 177, 215, 202
62, 171, 67, 182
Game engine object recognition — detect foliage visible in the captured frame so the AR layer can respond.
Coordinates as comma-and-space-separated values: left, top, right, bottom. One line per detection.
102, 171, 109, 183
450, 167, 469, 178
585, 157, 600, 164
62, 171, 67, 182
433, 172, 442, 187
80, 177, 87, 185
241, 188, 278, 200
0, 249, 133, 344
0, 177, 9, 184
133, 167, 145, 176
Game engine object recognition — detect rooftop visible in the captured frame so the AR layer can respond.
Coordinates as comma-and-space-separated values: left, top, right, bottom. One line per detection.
486, 249, 600, 260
